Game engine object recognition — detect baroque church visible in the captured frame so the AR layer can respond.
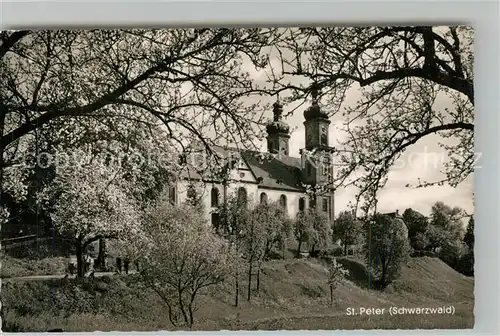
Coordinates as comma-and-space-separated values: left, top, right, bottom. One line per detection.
167, 86, 337, 227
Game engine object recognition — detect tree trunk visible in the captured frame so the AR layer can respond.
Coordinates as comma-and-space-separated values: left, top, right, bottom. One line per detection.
0, 105, 5, 225
380, 263, 387, 288
256, 267, 261, 292
297, 240, 302, 258
329, 286, 333, 306
75, 239, 85, 278
235, 273, 239, 307
247, 262, 252, 301
97, 238, 107, 270
310, 244, 316, 257
344, 243, 348, 256
178, 289, 189, 326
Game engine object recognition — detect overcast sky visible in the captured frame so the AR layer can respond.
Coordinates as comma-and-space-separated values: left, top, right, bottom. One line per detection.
246, 60, 474, 218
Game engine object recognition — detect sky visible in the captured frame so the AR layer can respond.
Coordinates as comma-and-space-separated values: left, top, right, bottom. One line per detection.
245, 56, 474, 218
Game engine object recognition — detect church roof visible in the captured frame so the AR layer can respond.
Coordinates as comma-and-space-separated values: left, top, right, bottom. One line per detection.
178, 145, 305, 192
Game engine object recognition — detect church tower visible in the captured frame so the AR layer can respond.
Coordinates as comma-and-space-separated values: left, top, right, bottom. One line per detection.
303, 83, 331, 151
300, 84, 335, 220
266, 100, 290, 156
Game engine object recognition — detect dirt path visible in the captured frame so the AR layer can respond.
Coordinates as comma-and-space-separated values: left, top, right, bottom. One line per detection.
2, 271, 137, 282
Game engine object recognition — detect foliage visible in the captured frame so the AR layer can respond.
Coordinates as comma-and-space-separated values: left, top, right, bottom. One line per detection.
139, 199, 235, 327
42, 157, 143, 277
463, 215, 474, 250
364, 213, 411, 288
307, 209, 331, 255
270, 26, 474, 212
293, 210, 312, 257
430, 201, 466, 239
293, 208, 331, 257
333, 211, 363, 255
402, 208, 429, 251
0, 28, 278, 239
252, 201, 291, 259
327, 258, 349, 306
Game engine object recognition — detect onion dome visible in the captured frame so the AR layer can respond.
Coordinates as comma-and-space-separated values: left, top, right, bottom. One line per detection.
266, 100, 290, 134
303, 83, 329, 121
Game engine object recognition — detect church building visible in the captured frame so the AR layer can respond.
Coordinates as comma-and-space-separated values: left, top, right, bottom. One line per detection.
167, 85, 337, 227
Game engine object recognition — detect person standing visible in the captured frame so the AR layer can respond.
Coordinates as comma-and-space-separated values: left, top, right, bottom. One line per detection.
116, 257, 122, 274
124, 257, 130, 275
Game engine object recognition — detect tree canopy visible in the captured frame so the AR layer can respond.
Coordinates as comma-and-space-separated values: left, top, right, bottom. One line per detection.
269, 26, 474, 212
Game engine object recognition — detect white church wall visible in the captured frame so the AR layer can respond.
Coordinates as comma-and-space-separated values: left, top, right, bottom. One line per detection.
257, 188, 308, 219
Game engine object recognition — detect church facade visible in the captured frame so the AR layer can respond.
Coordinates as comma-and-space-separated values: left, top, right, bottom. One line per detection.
167, 86, 337, 227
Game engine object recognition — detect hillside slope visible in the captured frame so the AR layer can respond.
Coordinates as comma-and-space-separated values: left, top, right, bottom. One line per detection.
2, 256, 474, 331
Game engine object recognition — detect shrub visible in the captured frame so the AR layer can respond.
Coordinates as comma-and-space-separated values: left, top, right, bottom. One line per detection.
364, 214, 411, 288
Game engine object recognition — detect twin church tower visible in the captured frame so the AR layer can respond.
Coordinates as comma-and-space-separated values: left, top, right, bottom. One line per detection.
265, 84, 335, 189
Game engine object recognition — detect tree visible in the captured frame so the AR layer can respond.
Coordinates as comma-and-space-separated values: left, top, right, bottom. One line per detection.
365, 213, 411, 288
215, 193, 249, 306
333, 210, 363, 255
253, 201, 291, 259
294, 210, 313, 258
243, 204, 267, 300
327, 258, 349, 307
424, 224, 448, 254
464, 216, 474, 250
0, 29, 278, 232
46, 159, 143, 277
460, 215, 474, 276
139, 199, 235, 328
271, 26, 474, 211
34, 109, 174, 269
430, 201, 466, 237
428, 201, 467, 266
402, 208, 429, 251
308, 209, 331, 257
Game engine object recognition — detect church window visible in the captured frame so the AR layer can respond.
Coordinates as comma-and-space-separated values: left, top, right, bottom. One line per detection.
260, 192, 268, 205
279, 194, 287, 213
322, 198, 329, 212
237, 187, 248, 207
211, 187, 219, 207
299, 197, 306, 211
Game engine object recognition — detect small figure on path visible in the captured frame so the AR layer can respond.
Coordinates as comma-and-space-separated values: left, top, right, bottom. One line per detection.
124, 257, 130, 275
116, 257, 122, 273
68, 262, 75, 275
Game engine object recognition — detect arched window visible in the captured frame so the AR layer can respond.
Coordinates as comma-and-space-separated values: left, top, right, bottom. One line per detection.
299, 197, 306, 211
260, 192, 268, 205
237, 187, 248, 207
322, 198, 329, 212
211, 187, 219, 207
279, 194, 287, 212
168, 185, 177, 205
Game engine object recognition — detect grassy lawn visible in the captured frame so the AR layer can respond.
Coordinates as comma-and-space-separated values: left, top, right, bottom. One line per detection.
1, 254, 68, 278
1, 256, 474, 332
